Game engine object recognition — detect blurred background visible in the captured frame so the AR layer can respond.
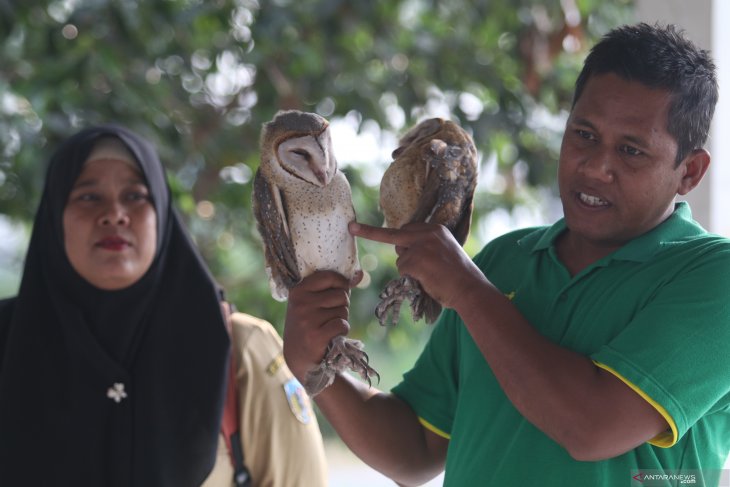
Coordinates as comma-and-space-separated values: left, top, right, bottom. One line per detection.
1, 1, 728, 485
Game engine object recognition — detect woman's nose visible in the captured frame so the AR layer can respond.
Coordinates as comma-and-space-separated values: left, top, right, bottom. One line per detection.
98, 202, 130, 226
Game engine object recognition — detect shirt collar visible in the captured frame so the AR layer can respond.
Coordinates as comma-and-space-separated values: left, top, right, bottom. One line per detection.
518, 202, 706, 263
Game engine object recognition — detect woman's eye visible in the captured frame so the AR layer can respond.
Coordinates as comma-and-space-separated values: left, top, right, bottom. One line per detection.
76, 193, 99, 202
125, 191, 150, 201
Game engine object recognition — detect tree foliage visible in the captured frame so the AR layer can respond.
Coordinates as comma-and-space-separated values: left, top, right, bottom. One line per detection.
0, 0, 632, 352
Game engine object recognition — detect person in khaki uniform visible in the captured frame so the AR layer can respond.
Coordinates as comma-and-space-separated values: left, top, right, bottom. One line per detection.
0, 124, 327, 486
204, 312, 328, 486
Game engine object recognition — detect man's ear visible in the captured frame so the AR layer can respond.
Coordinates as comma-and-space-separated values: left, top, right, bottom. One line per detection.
677, 149, 711, 196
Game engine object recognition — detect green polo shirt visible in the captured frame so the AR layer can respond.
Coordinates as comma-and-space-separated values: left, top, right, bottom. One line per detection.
393, 203, 730, 486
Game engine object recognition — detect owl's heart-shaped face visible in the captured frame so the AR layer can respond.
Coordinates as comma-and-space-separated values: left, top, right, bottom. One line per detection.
276, 133, 337, 187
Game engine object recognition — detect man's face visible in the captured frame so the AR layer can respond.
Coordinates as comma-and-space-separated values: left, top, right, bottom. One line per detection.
558, 72, 688, 253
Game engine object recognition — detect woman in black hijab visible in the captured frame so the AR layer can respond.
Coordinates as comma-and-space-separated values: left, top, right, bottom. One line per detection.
0, 124, 231, 486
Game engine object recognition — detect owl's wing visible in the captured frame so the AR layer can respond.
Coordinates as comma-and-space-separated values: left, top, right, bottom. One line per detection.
253, 171, 301, 295
408, 140, 477, 246
450, 188, 475, 246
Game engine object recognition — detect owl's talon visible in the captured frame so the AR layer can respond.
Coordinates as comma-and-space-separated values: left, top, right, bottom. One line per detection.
303, 334, 379, 397
375, 290, 403, 326
376, 276, 425, 326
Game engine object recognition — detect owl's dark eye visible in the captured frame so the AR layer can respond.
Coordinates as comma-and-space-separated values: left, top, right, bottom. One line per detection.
291, 149, 311, 161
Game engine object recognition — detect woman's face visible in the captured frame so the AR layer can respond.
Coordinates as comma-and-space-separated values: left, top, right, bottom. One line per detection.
63, 156, 157, 290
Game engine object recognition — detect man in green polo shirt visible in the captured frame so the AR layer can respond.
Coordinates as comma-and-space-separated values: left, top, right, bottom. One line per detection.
282, 23, 730, 486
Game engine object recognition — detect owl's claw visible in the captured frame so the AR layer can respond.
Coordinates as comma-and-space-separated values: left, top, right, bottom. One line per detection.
376, 276, 442, 326
303, 334, 379, 397
375, 296, 403, 327
375, 276, 420, 326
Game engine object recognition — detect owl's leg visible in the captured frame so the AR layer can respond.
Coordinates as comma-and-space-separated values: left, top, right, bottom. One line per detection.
409, 286, 442, 324
303, 362, 336, 397
375, 276, 420, 326
303, 335, 379, 397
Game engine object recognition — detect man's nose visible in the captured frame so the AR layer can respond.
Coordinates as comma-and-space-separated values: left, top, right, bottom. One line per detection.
580, 146, 616, 183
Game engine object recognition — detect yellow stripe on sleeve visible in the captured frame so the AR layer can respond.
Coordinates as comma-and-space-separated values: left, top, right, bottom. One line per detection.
418, 417, 451, 440
593, 360, 678, 448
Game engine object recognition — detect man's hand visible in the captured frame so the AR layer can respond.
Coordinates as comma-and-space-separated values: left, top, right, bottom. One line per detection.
349, 221, 486, 311
283, 271, 352, 383
282, 268, 449, 485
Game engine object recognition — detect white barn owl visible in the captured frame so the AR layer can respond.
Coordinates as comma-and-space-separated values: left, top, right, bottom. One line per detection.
252, 110, 377, 396
377, 117, 478, 325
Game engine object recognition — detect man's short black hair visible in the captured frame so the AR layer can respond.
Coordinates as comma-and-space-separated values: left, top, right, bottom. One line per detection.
573, 23, 718, 166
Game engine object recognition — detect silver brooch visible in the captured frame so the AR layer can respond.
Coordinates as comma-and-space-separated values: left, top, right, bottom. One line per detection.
106, 383, 128, 403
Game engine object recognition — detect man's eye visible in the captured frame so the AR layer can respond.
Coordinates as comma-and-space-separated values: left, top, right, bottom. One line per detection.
576, 129, 595, 140
621, 145, 643, 156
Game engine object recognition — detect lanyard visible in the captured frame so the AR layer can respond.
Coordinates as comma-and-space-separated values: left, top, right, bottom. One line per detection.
221, 301, 252, 487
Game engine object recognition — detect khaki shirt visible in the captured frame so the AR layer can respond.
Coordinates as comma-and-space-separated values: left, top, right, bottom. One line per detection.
202, 313, 328, 487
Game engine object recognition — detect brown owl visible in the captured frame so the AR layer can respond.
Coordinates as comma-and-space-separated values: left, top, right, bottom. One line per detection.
252, 110, 377, 395
377, 117, 478, 325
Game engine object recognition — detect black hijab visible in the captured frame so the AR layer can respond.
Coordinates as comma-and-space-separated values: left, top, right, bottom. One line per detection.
0, 125, 230, 486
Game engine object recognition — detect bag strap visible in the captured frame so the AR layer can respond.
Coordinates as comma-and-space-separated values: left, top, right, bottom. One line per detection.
221, 301, 252, 487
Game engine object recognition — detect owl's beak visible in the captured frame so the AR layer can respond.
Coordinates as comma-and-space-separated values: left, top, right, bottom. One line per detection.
310, 165, 327, 186
324, 155, 337, 184
315, 132, 337, 186
307, 155, 336, 187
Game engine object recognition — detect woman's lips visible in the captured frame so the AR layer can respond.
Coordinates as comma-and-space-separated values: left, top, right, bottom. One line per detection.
96, 236, 130, 251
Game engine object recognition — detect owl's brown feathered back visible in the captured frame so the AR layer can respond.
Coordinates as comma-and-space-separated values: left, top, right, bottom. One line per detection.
377, 117, 478, 325
380, 117, 478, 242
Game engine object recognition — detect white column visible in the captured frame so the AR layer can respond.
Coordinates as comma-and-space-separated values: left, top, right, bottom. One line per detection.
711, 0, 730, 236
635, 0, 729, 236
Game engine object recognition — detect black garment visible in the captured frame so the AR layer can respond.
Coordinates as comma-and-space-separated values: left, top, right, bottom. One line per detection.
0, 125, 230, 486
